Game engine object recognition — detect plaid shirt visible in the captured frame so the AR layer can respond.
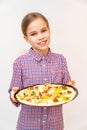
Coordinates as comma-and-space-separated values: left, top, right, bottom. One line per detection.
9, 48, 71, 130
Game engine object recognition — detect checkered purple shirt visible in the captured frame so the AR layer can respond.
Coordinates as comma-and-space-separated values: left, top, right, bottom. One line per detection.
9, 48, 71, 130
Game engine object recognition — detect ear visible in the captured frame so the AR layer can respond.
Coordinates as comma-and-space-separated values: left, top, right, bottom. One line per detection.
24, 35, 29, 43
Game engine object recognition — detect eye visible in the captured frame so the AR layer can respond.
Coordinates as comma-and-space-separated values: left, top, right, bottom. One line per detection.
30, 33, 37, 36
41, 29, 47, 33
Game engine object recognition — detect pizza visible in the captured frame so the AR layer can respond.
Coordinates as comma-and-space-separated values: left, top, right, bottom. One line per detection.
15, 83, 78, 106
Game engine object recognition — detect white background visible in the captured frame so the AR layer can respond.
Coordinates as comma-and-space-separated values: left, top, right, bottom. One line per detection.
0, 0, 87, 130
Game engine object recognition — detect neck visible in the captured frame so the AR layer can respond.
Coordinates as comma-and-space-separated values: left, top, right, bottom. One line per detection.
40, 49, 49, 56
32, 48, 49, 56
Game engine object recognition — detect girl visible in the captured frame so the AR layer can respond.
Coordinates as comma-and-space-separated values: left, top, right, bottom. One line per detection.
9, 12, 73, 130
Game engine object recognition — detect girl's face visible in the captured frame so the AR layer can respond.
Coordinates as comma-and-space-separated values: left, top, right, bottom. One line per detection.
24, 18, 50, 55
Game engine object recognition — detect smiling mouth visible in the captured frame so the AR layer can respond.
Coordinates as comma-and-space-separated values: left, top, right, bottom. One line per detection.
37, 40, 47, 45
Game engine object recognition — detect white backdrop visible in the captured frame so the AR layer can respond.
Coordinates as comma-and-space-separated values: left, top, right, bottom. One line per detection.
0, 0, 87, 130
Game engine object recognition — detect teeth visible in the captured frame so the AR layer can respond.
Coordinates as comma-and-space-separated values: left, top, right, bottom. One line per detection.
38, 41, 46, 44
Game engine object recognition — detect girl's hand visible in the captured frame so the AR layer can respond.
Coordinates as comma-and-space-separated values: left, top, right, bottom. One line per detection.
10, 87, 19, 103
68, 80, 76, 87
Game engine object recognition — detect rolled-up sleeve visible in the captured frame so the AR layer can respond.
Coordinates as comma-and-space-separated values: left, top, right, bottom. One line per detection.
62, 56, 71, 84
8, 59, 23, 107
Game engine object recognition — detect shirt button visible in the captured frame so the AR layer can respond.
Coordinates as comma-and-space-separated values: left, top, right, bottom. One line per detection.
44, 78, 47, 81
42, 64, 46, 67
43, 120, 46, 123
43, 107, 47, 109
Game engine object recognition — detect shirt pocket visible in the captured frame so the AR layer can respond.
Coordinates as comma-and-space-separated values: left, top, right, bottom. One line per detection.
50, 66, 63, 83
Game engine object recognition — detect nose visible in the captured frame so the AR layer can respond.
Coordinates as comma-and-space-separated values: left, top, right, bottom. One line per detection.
38, 33, 44, 39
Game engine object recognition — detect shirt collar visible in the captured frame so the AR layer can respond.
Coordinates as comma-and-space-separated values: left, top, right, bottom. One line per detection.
29, 47, 52, 62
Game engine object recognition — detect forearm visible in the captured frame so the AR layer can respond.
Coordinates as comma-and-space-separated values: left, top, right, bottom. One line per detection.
9, 87, 20, 107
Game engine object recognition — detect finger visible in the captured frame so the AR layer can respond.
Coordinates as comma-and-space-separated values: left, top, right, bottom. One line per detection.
12, 87, 19, 92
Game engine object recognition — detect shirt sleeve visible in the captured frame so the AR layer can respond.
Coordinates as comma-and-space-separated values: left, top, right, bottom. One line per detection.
8, 59, 23, 107
61, 56, 71, 84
